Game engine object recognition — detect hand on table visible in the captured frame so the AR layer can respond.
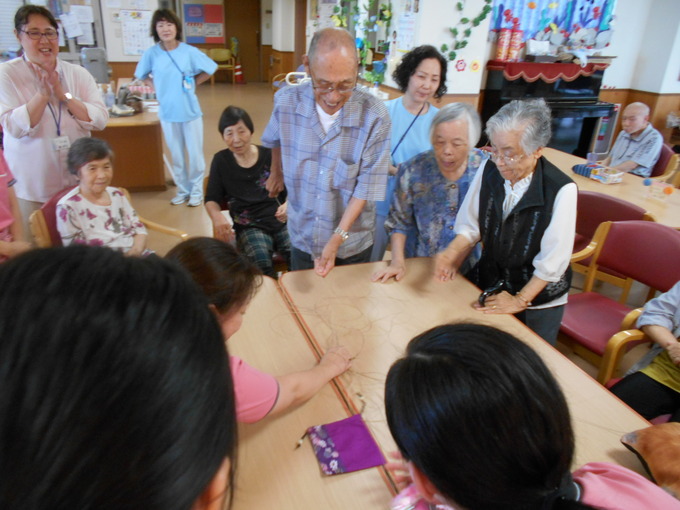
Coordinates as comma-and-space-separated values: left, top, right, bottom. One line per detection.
319, 345, 353, 377
433, 250, 459, 282
371, 261, 406, 283
474, 290, 526, 314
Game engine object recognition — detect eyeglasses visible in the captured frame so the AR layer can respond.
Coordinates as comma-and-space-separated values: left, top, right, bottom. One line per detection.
309, 75, 356, 95
485, 150, 527, 166
21, 29, 59, 41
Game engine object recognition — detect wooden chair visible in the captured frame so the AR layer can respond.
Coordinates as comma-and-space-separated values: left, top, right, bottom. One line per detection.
650, 143, 679, 181
29, 186, 188, 248
560, 220, 680, 384
271, 65, 307, 94
572, 191, 656, 303
208, 48, 236, 85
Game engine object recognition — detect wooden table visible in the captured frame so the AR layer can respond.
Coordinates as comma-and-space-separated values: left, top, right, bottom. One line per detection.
544, 147, 680, 228
99, 111, 166, 192
279, 258, 651, 475
228, 277, 394, 509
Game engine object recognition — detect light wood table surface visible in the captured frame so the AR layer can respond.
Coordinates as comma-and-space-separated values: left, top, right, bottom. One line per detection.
279, 258, 651, 475
228, 276, 394, 510
544, 147, 680, 228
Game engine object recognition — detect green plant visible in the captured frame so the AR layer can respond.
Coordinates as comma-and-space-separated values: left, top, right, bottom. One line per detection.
440, 0, 492, 61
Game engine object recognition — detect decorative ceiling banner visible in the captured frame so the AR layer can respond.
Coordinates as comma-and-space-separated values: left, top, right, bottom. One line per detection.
490, 0, 617, 49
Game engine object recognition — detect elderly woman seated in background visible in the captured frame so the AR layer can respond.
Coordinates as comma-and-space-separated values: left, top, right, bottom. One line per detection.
372, 103, 485, 283
372, 45, 447, 262
0, 246, 237, 509
435, 99, 577, 345
57, 137, 148, 255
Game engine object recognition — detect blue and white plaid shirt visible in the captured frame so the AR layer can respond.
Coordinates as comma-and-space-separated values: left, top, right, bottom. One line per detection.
261, 83, 390, 258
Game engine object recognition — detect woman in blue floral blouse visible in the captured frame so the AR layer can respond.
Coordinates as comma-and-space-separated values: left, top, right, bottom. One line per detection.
372, 103, 486, 282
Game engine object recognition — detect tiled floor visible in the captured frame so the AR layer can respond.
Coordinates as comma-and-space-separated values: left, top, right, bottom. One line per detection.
131, 80, 654, 383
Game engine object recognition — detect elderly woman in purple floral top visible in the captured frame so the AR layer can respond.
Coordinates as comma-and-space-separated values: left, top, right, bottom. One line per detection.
57, 138, 148, 255
372, 103, 486, 282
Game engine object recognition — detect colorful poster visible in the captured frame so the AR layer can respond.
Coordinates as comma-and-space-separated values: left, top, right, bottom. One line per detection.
120, 9, 153, 56
183, 4, 224, 44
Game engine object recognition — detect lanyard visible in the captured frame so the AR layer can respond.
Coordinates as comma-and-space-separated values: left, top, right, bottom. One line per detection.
391, 101, 426, 159
162, 42, 185, 77
46, 102, 63, 136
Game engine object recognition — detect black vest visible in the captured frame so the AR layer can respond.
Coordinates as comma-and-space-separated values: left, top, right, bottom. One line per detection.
467, 157, 573, 306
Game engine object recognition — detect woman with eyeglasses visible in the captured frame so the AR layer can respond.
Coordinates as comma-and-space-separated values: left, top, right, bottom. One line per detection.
434, 99, 577, 345
0, 5, 108, 235
135, 9, 217, 207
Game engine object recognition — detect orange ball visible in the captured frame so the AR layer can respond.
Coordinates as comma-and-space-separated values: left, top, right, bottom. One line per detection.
663, 186, 674, 195
528, 1, 537, 8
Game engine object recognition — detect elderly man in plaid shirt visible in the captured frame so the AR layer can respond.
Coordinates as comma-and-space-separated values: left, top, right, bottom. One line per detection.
262, 27, 390, 277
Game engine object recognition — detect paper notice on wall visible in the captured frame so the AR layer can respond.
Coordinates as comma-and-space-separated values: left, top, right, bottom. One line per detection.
396, 13, 415, 52
70, 5, 94, 24
60, 12, 84, 39
120, 10, 154, 56
77, 23, 95, 45
204, 23, 223, 38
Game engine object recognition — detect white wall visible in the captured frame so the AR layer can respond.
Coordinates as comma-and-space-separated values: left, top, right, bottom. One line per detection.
600, 0, 650, 89
634, 0, 680, 93
272, 0, 294, 52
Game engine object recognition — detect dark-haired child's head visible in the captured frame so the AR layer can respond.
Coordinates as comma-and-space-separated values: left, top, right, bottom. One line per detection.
0, 246, 236, 509
385, 323, 580, 510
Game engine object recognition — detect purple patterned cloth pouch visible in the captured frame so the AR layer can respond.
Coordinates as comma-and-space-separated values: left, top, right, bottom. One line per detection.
307, 414, 386, 475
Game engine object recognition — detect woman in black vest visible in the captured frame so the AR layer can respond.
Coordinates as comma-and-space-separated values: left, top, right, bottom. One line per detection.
434, 99, 577, 344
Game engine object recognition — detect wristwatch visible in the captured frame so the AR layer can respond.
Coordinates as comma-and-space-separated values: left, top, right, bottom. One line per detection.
63, 92, 73, 103
333, 227, 350, 242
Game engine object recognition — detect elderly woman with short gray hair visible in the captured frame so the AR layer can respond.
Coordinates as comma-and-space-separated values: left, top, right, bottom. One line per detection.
434, 99, 577, 345
372, 102, 486, 283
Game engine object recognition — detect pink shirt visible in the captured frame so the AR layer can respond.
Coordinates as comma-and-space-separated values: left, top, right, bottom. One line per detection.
230, 356, 279, 423
0, 57, 108, 202
575, 462, 680, 509
0, 150, 16, 232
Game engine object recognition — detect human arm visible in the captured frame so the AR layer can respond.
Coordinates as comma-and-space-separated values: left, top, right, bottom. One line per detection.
371, 232, 406, 282
0, 186, 31, 258
125, 233, 148, 257
205, 154, 236, 242
314, 196, 366, 277
637, 282, 680, 365
194, 72, 211, 86
607, 129, 663, 176
56, 200, 84, 247
265, 146, 284, 197
269, 345, 352, 416
275, 200, 287, 223
433, 164, 484, 281
205, 201, 235, 243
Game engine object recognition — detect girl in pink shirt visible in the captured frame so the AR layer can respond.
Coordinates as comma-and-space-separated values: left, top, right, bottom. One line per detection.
0, 149, 30, 262
167, 237, 351, 423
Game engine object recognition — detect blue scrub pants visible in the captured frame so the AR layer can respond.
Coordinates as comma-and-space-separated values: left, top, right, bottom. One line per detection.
161, 117, 205, 200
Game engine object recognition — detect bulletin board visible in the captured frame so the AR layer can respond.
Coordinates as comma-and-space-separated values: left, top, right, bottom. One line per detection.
183, 3, 224, 44
100, 0, 160, 62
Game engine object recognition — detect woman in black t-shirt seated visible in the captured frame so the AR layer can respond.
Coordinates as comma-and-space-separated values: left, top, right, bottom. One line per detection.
205, 106, 290, 278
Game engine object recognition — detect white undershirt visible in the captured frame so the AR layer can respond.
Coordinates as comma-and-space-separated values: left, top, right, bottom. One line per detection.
454, 160, 577, 309
316, 103, 341, 133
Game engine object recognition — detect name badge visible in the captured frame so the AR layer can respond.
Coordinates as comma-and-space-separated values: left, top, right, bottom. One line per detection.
182, 76, 194, 92
52, 136, 71, 151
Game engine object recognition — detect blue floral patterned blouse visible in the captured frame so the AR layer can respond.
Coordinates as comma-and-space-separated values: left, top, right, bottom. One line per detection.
385, 148, 487, 258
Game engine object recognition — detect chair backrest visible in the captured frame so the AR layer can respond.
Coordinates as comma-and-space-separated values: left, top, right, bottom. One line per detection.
650, 143, 678, 178
209, 48, 233, 63
33, 186, 76, 247
591, 220, 680, 292
574, 191, 650, 251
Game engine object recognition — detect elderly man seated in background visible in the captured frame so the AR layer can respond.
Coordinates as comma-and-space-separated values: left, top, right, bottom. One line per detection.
600, 102, 663, 177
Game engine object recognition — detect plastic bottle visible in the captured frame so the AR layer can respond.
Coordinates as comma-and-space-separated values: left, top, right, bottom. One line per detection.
105, 84, 115, 108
